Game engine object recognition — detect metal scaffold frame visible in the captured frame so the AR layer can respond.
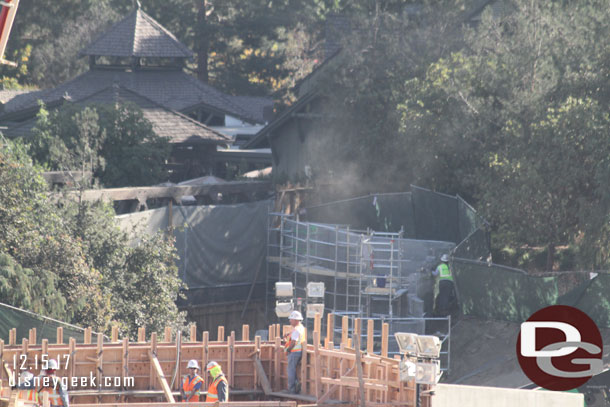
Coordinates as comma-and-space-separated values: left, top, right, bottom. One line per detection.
265, 211, 453, 374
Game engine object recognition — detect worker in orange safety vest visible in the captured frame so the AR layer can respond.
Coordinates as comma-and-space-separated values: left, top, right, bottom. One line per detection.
37, 359, 69, 407
17, 371, 38, 403
205, 361, 229, 402
181, 359, 204, 402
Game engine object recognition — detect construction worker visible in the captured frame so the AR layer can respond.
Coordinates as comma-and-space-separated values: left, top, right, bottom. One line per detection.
205, 361, 228, 402
432, 254, 456, 316
38, 358, 69, 407
284, 310, 305, 394
17, 371, 38, 403
181, 359, 204, 402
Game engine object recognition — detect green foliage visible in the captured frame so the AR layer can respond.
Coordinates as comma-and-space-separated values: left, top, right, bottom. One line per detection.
30, 102, 171, 188
0, 140, 185, 334
0, 252, 66, 316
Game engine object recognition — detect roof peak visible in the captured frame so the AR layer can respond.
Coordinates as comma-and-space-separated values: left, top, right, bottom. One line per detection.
79, 7, 193, 59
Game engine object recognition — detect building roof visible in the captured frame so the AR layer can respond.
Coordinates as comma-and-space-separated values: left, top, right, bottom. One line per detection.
4, 85, 231, 146
79, 8, 193, 59
228, 95, 273, 124
0, 69, 266, 124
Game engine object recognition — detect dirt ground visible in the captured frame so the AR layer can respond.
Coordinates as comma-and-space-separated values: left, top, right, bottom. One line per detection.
443, 315, 610, 390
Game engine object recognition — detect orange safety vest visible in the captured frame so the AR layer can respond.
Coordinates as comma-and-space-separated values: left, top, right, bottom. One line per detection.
39, 387, 64, 407
289, 324, 306, 352
205, 374, 229, 402
182, 374, 204, 402
18, 389, 38, 402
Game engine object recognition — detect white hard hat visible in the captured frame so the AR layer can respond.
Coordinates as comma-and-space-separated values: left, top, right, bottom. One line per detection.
47, 359, 59, 370
206, 361, 219, 371
187, 359, 200, 369
289, 310, 303, 321
440, 254, 450, 262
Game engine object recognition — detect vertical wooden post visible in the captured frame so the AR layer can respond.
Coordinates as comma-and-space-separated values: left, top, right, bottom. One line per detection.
341, 316, 349, 346
21, 338, 28, 362
253, 335, 261, 389
301, 328, 307, 394
269, 325, 275, 341
217, 326, 225, 342
313, 331, 321, 400
137, 327, 146, 343
111, 326, 118, 343
326, 313, 335, 349
176, 331, 182, 391
275, 324, 281, 339
96, 333, 103, 390
228, 331, 235, 385
190, 325, 197, 342
29, 328, 36, 345
56, 327, 64, 345
354, 318, 362, 351
84, 327, 92, 344
150, 332, 157, 390
0, 339, 4, 383
9, 328, 16, 346
273, 336, 281, 391
381, 323, 389, 358
354, 333, 365, 407
41, 339, 48, 361
242, 324, 249, 342
202, 331, 209, 390
314, 313, 321, 347
122, 337, 129, 389
42, 391, 50, 407
367, 319, 374, 354
164, 327, 172, 342
69, 337, 76, 380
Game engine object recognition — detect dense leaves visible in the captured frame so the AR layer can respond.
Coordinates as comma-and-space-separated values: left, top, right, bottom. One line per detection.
30, 103, 171, 188
0, 140, 185, 336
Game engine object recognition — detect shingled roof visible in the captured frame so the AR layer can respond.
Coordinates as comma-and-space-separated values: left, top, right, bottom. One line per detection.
0, 69, 267, 124
4, 86, 231, 146
79, 7, 193, 59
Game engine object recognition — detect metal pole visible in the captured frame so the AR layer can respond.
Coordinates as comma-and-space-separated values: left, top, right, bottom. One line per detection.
389, 239, 394, 318
305, 223, 310, 327
358, 236, 362, 316
334, 225, 339, 311
346, 227, 350, 312
447, 314, 451, 375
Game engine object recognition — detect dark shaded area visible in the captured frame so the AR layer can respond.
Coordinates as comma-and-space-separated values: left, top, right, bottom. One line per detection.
0, 303, 86, 343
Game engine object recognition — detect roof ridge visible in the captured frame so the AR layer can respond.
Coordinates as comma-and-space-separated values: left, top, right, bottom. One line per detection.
137, 9, 193, 57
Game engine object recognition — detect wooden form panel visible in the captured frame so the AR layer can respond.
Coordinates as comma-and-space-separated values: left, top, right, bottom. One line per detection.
0, 321, 420, 406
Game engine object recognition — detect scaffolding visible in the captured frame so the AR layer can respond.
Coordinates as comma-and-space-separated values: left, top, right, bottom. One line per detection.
266, 212, 454, 373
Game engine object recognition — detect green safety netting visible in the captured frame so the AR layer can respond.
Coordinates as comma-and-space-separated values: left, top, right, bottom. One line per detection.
0, 302, 87, 343
453, 260, 610, 328
305, 186, 488, 245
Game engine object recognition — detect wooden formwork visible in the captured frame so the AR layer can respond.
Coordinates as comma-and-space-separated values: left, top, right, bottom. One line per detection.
0, 314, 426, 407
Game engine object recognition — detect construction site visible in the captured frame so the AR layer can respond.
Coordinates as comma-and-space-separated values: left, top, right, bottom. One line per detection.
0, 185, 607, 407
0, 0, 609, 406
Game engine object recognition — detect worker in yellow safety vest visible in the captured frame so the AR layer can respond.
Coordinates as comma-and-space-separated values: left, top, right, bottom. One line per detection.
432, 254, 457, 316
205, 361, 229, 402
17, 371, 38, 403
283, 310, 305, 394
37, 358, 69, 407
181, 359, 204, 402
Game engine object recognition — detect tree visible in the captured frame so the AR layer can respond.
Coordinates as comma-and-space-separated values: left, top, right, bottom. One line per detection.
0, 140, 186, 334
397, 0, 610, 269
30, 102, 171, 188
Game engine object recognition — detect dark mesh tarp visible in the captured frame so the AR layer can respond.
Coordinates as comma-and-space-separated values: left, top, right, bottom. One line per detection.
411, 186, 460, 243
453, 260, 610, 328
305, 193, 415, 235
453, 228, 490, 261
117, 201, 271, 288
0, 302, 87, 343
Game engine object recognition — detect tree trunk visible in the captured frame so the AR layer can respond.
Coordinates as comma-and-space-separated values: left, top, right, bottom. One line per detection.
546, 243, 555, 271
196, 0, 209, 83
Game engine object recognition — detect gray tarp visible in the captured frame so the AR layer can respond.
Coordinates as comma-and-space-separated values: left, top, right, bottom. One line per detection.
117, 201, 271, 288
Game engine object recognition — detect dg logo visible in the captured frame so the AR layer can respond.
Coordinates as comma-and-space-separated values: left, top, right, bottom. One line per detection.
516, 305, 603, 391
